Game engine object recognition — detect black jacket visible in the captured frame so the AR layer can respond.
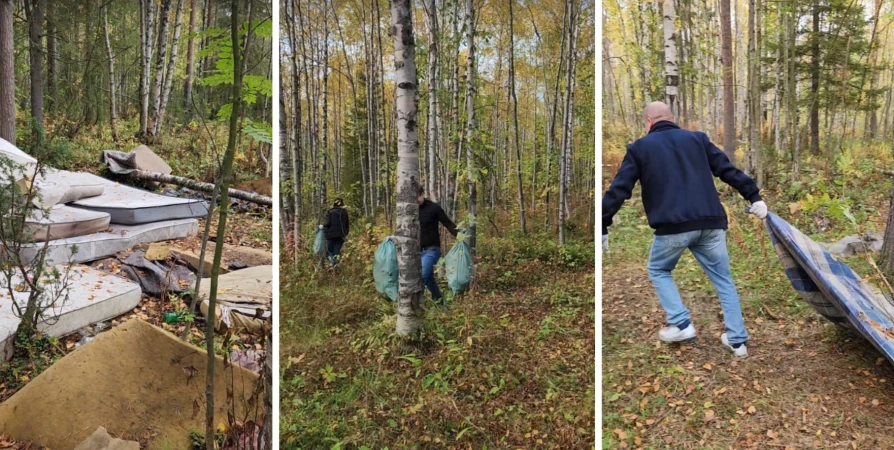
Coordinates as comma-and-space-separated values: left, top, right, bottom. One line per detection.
419, 199, 457, 249
602, 121, 761, 236
324, 207, 349, 240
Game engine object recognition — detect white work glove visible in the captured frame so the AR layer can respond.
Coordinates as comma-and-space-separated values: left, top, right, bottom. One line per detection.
602, 235, 609, 252
749, 200, 768, 219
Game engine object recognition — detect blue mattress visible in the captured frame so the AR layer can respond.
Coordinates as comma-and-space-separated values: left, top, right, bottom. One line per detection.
765, 213, 894, 366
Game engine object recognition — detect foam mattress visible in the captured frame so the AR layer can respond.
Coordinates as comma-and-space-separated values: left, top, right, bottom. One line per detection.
25, 206, 111, 242
0, 265, 142, 361
70, 172, 208, 224
19, 218, 199, 265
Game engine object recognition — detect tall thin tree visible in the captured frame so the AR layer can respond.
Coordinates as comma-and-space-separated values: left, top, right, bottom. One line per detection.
390, 0, 424, 337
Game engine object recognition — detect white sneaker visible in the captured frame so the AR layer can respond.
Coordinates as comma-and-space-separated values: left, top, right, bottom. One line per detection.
658, 323, 697, 343
721, 333, 748, 358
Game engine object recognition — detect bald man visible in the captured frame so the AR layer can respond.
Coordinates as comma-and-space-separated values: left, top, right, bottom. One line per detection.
602, 102, 767, 358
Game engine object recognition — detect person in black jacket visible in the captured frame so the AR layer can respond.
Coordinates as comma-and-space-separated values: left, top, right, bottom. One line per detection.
323, 198, 349, 267
602, 102, 768, 358
416, 185, 458, 306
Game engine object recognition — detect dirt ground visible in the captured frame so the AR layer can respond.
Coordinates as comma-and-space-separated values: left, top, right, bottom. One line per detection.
602, 264, 894, 449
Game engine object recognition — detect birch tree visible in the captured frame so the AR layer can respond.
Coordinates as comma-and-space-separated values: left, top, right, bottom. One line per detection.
663, 0, 679, 117
389, 0, 424, 337
464, 0, 478, 254
720, 0, 735, 164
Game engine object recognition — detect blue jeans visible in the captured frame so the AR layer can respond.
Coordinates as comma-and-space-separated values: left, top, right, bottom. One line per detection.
647, 229, 749, 344
421, 247, 443, 302
327, 238, 344, 266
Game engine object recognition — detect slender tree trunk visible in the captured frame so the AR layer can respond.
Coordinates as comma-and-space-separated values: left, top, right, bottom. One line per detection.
464, 0, 477, 254
184, 0, 198, 109
103, 5, 120, 142
155, 0, 185, 137
140, 0, 157, 138
880, 185, 894, 279
559, 0, 576, 245
46, 18, 57, 113
0, 0, 13, 144
424, 0, 439, 201
320, 0, 329, 206
809, 5, 820, 156
390, 0, 424, 337
509, 0, 527, 235
545, 1, 569, 228
151, 0, 174, 139
27, 0, 45, 131
206, 0, 247, 446
720, 0, 735, 164
663, 0, 679, 116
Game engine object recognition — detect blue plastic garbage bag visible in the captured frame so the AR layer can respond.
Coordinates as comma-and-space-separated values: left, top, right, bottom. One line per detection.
374, 237, 399, 301
312, 226, 325, 257
444, 237, 473, 295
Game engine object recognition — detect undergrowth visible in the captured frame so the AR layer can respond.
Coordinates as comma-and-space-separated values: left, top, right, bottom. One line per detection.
280, 219, 595, 449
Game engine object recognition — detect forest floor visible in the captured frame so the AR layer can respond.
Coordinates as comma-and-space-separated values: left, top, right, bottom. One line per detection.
280, 223, 595, 449
601, 150, 894, 449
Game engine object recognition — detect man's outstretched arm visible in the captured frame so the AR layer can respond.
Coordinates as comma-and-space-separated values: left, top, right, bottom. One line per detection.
438, 206, 459, 237
702, 134, 762, 203
602, 148, 642, 235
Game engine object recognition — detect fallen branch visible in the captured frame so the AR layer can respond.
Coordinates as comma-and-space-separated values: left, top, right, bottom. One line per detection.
875, 169, 894, 176
127, 170, 272, 206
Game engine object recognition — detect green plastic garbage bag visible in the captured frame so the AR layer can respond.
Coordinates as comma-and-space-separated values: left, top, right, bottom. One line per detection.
445, 238, 473, 295
312, 226, 325, 257
374, 237, 399, 301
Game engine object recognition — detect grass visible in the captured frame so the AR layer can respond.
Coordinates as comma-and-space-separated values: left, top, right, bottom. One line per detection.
280, 220, 595, 449
601, 139, 894, 449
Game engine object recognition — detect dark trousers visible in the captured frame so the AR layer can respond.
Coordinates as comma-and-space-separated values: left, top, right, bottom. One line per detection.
327, 238, 344, 266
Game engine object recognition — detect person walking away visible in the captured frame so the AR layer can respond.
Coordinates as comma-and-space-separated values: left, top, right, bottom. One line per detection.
323, 198, 349, 268
417, 186, 458, 307
601, 102, 768, 358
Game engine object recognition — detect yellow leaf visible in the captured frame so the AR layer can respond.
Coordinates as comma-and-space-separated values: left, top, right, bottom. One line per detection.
748, 405, 757, 414
703, 363, 712, 370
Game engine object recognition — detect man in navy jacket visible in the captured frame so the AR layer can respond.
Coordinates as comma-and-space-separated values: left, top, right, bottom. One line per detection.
602, 102, 767, 358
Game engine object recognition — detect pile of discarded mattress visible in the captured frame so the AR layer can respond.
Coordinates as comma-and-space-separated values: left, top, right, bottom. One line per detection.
0, 138, 209, 361
0, 139, 208, 264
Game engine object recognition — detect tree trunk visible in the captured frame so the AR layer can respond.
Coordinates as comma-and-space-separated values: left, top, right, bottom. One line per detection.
389, 0, 424, 337
464, 0, 477, 254
663, 0, 679, 116
0, 0, 13, 144
880, 185, 894, 279
809, 5, 820, 156
424, 0, 439, 201
103, 5, 119, 142
26, 0, 45, 131
154, 0, 185, 137
559, 0, 576, 246
720, 0, 735, 165
151, 0, 174, 139
125, 170, 272, 205
509, 0, 526, 235
545, 1, 569, 228
46, 18, 57, 113
205, 0, 246, 446
139, 0, 156, 138
184, 0, 197, 109
320, 0, 329, 207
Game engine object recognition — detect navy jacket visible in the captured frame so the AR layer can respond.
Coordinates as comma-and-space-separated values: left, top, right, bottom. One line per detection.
324, 207, 349, 240
602, 121, 761, 236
